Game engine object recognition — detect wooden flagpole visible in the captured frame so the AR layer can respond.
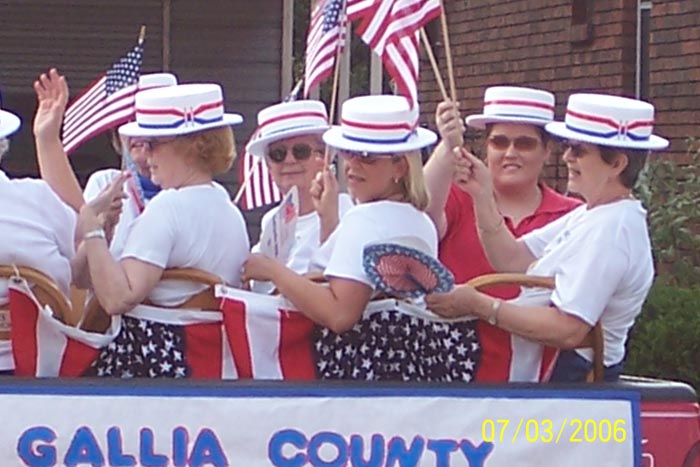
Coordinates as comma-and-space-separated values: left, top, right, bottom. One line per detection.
324, 0, 348, 167
419, 28, 449, 102
438, 0, 457, 101
138, 25, 147, 45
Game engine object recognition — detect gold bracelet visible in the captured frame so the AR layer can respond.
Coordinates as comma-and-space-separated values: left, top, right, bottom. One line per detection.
478, 216, 505, 235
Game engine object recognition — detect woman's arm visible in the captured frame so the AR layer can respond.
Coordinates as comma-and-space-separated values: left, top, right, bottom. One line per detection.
453, 148, 535, 272
79, 203, 161, 315
426, 285, 592, 348
423, 101, 464, 239
33, 69, 86, 212
243, 254, 372, 333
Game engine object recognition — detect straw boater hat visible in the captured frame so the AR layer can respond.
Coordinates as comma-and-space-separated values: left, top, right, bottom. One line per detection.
0, 91, 21, 139
246, 100, 329, 158
545, 93, 669, 150
118, 83, 243, 138
137, 72, 178, 92
465, 86, 555, 129
323, 95, 437, 153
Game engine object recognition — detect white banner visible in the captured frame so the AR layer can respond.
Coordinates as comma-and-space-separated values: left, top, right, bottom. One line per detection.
0, 383, 640, 467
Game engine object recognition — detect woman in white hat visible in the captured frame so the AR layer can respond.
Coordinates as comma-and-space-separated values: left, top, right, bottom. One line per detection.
424, 87, 581, 382
76, 83, 250, 377
244, 95, 482, 381
427, 93, 668, 382
246, 100, 353, 293
0, 91, 77, 374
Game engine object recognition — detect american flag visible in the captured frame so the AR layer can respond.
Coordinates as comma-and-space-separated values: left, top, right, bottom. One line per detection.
304, 0, 348, 97
62, 41, 144, 155
348, 0, 441, 107
237, 131, 282, 211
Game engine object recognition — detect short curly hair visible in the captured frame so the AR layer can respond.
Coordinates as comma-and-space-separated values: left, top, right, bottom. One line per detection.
171, 126, 237, 175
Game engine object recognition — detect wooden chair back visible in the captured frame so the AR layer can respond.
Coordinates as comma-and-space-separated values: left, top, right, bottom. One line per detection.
465, 273, 605, 382
0, 265, 73, 338
80, 268, 224, 333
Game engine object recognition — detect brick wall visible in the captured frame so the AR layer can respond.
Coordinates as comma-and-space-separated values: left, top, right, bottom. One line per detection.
420, 0, 638, 191
648, 1, 700, 161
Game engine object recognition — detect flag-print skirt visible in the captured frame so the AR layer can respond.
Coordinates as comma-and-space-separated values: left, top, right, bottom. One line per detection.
313, 301, 481, 382
83, 304, 226, 379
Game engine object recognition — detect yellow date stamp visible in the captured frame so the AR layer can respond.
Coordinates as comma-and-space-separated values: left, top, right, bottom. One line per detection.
481, 418, 628, 444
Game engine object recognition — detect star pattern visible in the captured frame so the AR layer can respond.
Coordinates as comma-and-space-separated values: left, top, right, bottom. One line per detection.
313, 310, 481, 381
85, 316, 191, 378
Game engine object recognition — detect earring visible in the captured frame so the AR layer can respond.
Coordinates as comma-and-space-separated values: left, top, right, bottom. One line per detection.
393, 177, 400, 184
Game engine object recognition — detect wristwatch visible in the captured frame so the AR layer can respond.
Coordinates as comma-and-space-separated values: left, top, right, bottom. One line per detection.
487, 299, 502, 326
84, 228, 107, 241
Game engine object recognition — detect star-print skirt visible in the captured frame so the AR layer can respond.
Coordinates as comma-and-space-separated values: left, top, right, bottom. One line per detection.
313, 309, 481, 382
84, 316, 191, 378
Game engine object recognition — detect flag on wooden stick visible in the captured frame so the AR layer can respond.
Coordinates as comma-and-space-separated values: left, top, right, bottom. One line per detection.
62, 36, 144, 154
347, 0, 441, 107
304, 0, 348, 97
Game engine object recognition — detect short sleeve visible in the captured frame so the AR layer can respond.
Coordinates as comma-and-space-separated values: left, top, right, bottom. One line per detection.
521, 209, 573, 257
120, 192, 178, 268
551, 240, 628, 325
42, 184, 77, 260
323, 211, 379, 287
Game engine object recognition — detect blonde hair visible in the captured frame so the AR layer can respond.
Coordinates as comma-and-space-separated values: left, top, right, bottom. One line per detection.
171, 126, 237, 175
397, 150, 429, 211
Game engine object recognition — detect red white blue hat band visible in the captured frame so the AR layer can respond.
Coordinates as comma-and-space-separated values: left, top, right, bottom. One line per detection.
247, 101, 330, 157
466, 86, 555, 129
119, 83, 243, 138
324, 95, 437, 153
546, 93, 669, 151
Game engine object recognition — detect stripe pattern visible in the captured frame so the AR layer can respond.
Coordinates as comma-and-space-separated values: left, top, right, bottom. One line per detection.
62, 42, 143, 155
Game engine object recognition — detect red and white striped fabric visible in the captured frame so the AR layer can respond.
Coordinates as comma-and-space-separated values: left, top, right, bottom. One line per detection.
237, 129, 282, 210
216, 286, 316, 380
62, 42, 143, 155
304, 0, 348, 97
8, 278, 118, 377
348, 0, 441, 107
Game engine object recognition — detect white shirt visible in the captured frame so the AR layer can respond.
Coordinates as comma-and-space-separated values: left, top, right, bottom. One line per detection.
0, 170, 76, 370
520, 200, 654, 366
84, 169, 140, 260
312, 201, 438, 288
252, 194, 354, 293
121, 183, 250, 307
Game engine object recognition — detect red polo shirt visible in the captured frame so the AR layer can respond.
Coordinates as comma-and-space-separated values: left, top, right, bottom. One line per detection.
439, 183, 582, 382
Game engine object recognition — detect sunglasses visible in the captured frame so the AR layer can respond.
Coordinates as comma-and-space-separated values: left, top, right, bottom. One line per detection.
338, 150, 396, 163
266, 143, 321, 163
130, 137, 178, 152
560, 141, 587, 159
487, 134, 541, 152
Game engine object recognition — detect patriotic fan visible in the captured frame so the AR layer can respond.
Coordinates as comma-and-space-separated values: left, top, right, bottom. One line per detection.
245, 100, 354, 294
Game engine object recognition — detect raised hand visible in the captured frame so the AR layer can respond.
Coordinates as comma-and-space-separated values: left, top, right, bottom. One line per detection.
83, 172, 129, 242
435, 100, 464, 150
311, 165, 339, 217
33, 68, 69, 142
452, 147, 493, 200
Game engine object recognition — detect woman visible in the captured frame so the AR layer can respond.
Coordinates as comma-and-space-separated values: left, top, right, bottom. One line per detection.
244, 95, 481, 381
78, 83, 250, 377
246, 100, 353, 293
426, 93, 668, 382
0, 91, 76, 374
424, 86, 581, 382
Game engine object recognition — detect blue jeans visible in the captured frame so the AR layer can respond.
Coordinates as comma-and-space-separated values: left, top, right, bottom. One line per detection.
549, 350, 623, 383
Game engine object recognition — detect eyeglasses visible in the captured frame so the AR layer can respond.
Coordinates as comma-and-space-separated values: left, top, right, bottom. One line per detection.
130, 137, 178, 152
562, 141, 587, 159
266, 143, 321, 163
487, 134, 541, 152
338, 150, 396, 164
